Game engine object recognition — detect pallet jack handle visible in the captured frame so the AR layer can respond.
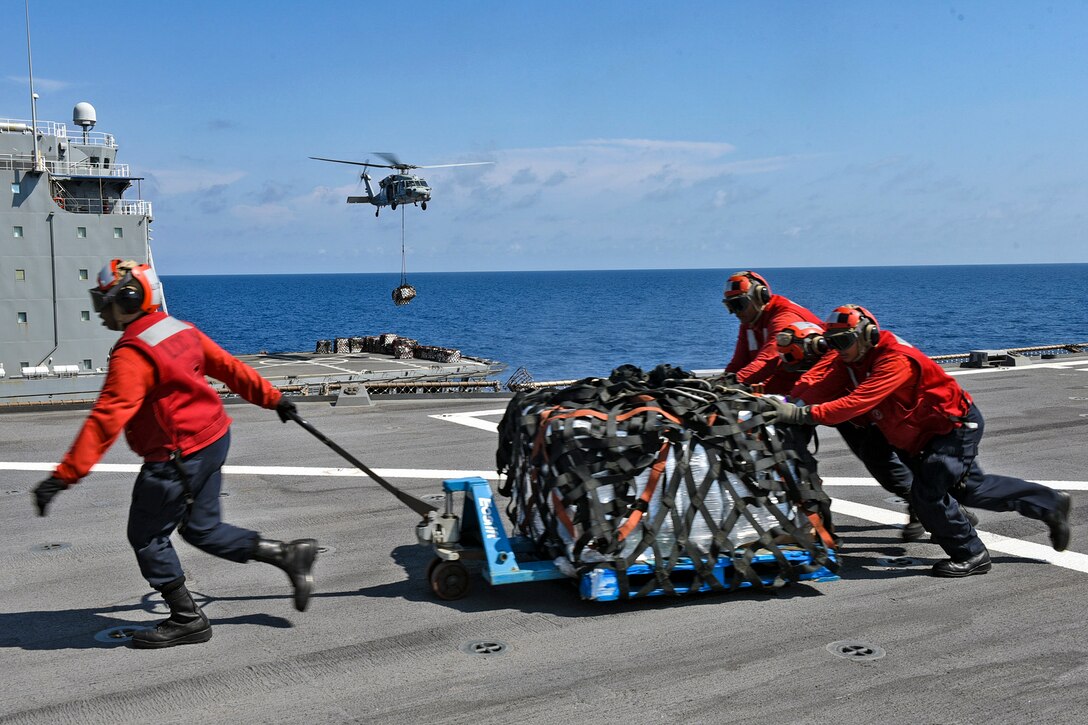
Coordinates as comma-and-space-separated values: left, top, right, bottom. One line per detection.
287, 411, 438, 518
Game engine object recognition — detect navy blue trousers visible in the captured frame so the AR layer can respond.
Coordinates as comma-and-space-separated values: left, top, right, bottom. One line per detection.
905, 403, 1063, 560
836, 423, 913, 500
126, 430, 259, 589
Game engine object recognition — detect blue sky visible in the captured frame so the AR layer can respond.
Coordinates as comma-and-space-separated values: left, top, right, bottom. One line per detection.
3, 1, 1086, 274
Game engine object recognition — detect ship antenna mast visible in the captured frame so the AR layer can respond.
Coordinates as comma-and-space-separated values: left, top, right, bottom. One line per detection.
24, 0, 43, 172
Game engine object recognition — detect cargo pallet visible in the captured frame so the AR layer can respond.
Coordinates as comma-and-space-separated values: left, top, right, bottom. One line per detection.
415, 477, 839, 602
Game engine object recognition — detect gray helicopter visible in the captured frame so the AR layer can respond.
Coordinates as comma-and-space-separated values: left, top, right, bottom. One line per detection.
310, 153, 493, 217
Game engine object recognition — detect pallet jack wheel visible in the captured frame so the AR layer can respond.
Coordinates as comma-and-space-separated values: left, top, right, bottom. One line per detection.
429, 559, 470, 600
425, 556, 441, 581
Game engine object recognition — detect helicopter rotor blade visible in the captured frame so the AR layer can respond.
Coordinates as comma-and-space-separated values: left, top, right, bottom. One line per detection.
310, 156, 397, 170
416, 161, 495, 169
373, 152, 414, 170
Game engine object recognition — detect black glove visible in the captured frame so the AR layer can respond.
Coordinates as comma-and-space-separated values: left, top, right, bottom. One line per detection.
33, 477, 67, 517
762, 397, 815, 426
275, 396, 298, 423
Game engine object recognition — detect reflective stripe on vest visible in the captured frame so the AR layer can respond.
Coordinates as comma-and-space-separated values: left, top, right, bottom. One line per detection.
137, 316, 191, 347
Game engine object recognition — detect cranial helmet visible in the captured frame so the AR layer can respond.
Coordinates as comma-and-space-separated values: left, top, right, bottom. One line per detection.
775, 321, 828, 368
824, 304, 879, 351
722, 271, 771, 314
90, 258, 162, 315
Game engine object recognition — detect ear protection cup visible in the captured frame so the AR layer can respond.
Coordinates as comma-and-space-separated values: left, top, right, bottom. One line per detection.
745, 271, 771, 305
855, 314, 879, 345
114, 281, 144, 314
809, 335, 830, 355
753, 280, 771, 305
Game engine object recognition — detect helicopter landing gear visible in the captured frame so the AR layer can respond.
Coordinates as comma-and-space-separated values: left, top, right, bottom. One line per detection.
421, 201, 427, 211
374, 209, 380, 217
391, 201, 398, 211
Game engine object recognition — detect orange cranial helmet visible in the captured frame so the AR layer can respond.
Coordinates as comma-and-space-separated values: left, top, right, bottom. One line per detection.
775, 321, 828, 369
90, 259, 162, 315
722, 271, 771, 314
824, 304, 879, 351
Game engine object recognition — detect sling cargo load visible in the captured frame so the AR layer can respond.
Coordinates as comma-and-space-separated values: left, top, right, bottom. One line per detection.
493, 364, 839, 600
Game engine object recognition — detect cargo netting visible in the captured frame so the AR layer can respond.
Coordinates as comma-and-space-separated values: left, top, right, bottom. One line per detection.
496, 364, 837, 598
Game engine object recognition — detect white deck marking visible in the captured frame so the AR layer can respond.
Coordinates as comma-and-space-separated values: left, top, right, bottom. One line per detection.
831, 498, 1088, 574
3, 462, 1085, 491
4, 458, 1084, 571
822, 477, 1088, 490
429, 409, 507, 432
0, 461, 500, 480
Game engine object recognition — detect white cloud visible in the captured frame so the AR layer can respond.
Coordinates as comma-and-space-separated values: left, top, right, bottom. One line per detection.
438, 138, 792, 209
148, 168, 247, 195
5, 75, 69, 93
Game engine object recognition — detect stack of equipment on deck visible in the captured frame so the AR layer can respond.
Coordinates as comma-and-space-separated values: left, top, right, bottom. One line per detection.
314, 334, 460, 362
496, 364, 837, 599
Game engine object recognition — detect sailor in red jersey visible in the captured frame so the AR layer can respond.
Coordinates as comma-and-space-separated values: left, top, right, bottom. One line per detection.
32, 259, 318, 648
721, 271, 822, 395
781, 321, 932, 540
765, 304, 1072, 577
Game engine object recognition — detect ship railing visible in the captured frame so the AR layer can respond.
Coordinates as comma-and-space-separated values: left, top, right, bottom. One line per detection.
215, 379, 503, 397
0, 153, 37, 171
47, 159, 131, 177
0, 154, 130, 177
52, 197, 152, 216
65, 130, 116, 147
0, 119, 115, 146
0, 118, 65, 137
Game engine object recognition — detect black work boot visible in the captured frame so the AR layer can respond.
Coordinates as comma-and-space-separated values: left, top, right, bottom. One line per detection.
931, 549, 992, 578
251, 538, 318, 612
1044, 491, 1072, 552
131, 577, 212, 649
902, 510, 926, 542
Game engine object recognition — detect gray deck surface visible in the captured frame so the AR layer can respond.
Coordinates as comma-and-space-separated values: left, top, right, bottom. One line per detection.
1, 357, 1087, 724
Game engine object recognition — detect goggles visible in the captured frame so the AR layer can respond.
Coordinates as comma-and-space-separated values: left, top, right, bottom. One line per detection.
89, 288, 115, 313
723, 296, 750, 314
824, 329, 859, 351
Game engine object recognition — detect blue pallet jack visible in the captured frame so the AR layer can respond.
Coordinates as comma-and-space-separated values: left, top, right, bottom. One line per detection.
415, 477, 839, 602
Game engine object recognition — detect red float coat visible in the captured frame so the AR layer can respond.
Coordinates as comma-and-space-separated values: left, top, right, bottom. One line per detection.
724, 294, 822, 395
793, 330, 971, 455
53, 312, 283, 483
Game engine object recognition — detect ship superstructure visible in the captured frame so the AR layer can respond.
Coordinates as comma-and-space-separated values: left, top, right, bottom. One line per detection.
1, 102, 155, 381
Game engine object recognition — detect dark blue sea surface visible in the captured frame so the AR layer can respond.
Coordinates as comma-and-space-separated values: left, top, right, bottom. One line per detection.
161, 264, 1088, 383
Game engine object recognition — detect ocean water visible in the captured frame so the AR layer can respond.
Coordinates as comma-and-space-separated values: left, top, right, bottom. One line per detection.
160, 264, 1088, 383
